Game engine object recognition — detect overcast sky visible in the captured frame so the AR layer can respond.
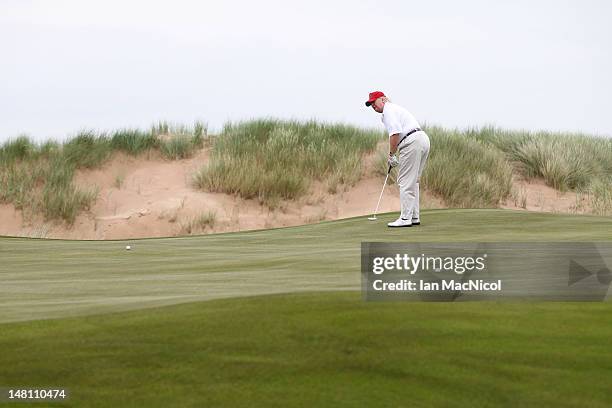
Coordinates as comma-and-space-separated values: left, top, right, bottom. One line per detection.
1, 0, 611, 142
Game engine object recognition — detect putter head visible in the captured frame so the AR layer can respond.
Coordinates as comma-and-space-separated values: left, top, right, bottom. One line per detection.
368, 216, 377, 221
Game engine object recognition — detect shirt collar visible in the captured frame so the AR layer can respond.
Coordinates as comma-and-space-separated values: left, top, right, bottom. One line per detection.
382, 101, 391, 114
381, 102, 389, 121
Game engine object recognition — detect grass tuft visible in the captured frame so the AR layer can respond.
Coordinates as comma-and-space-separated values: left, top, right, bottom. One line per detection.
421, 126, 514, 207
62, 131, 111, 168
111, 129, 159, 155
463, 126, 612, 192
0, 135, 35, 162
153, 121, 209, 160
589, 176, 612, 216
180, 211, 217, 234
160, 135, 198, 160
194, 119, 380, 207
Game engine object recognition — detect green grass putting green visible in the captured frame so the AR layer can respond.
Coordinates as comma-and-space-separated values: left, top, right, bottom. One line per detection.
1, 292, 611, 407
1, 209, 611, 407
1, 209, 611, 323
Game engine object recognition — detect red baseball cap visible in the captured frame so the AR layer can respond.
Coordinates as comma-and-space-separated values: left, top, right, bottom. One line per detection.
365, 91, 385, 106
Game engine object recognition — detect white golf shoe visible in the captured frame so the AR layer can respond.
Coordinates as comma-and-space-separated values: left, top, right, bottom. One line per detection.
411, 218, 420, 226
387, 217, 412, 228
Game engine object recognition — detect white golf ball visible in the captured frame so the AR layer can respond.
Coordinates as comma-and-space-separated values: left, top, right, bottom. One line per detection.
126, 245, 131, 250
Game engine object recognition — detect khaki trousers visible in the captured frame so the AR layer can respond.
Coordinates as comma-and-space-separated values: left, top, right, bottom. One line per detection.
397, 131, 430, 220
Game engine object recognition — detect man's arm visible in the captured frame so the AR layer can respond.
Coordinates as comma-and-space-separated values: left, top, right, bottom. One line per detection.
389, 133, 400, 154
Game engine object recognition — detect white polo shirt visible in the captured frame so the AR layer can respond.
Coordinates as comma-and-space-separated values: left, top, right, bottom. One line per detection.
381, 102, 421, 141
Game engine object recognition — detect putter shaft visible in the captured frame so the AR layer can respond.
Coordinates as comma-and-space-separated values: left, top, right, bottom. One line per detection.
370, 165, 392, 220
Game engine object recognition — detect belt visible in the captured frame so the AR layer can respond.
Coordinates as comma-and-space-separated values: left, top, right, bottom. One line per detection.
397, 128, 422, 151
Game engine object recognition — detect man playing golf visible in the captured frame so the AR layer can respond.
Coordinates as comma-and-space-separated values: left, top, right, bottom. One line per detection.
366, 91, 431, 227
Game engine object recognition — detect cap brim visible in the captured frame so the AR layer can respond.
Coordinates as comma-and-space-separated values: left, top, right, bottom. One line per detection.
365, 101, 373, 107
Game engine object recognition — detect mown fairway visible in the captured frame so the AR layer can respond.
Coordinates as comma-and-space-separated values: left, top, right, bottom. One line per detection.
1, 209, 611, 407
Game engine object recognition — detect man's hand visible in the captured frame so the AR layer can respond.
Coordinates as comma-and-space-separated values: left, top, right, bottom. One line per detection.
388, 154, 399, 168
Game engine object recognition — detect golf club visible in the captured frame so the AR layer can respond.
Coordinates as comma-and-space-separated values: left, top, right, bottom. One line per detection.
368, 165, 392, 221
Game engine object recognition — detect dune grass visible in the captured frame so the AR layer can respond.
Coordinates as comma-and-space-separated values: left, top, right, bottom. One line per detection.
374, 127, 514, 208
590, 176, 612, 216
194, 119, 381, 207
422, 126, 514, 208
463, 126, 612, 215
159, 135, 199, 160
1, 121, 610, 223
41, 158, 99, 222
0, 135, 35, 163
111, 129, 159, 155
0, 151, 98, 224
463, 125, 612, 195
62, 131, 112, 168
179, 210, 217, 234
413, 125, 610, 212
154, 120, 207, 159
0, 122, 209, 224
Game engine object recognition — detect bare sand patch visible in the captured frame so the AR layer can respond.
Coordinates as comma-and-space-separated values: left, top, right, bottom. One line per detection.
501, 175, 592, 214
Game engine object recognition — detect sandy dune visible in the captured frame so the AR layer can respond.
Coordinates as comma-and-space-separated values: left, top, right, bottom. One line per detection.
500, 176, 592, 214
0, 146, 592, 240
